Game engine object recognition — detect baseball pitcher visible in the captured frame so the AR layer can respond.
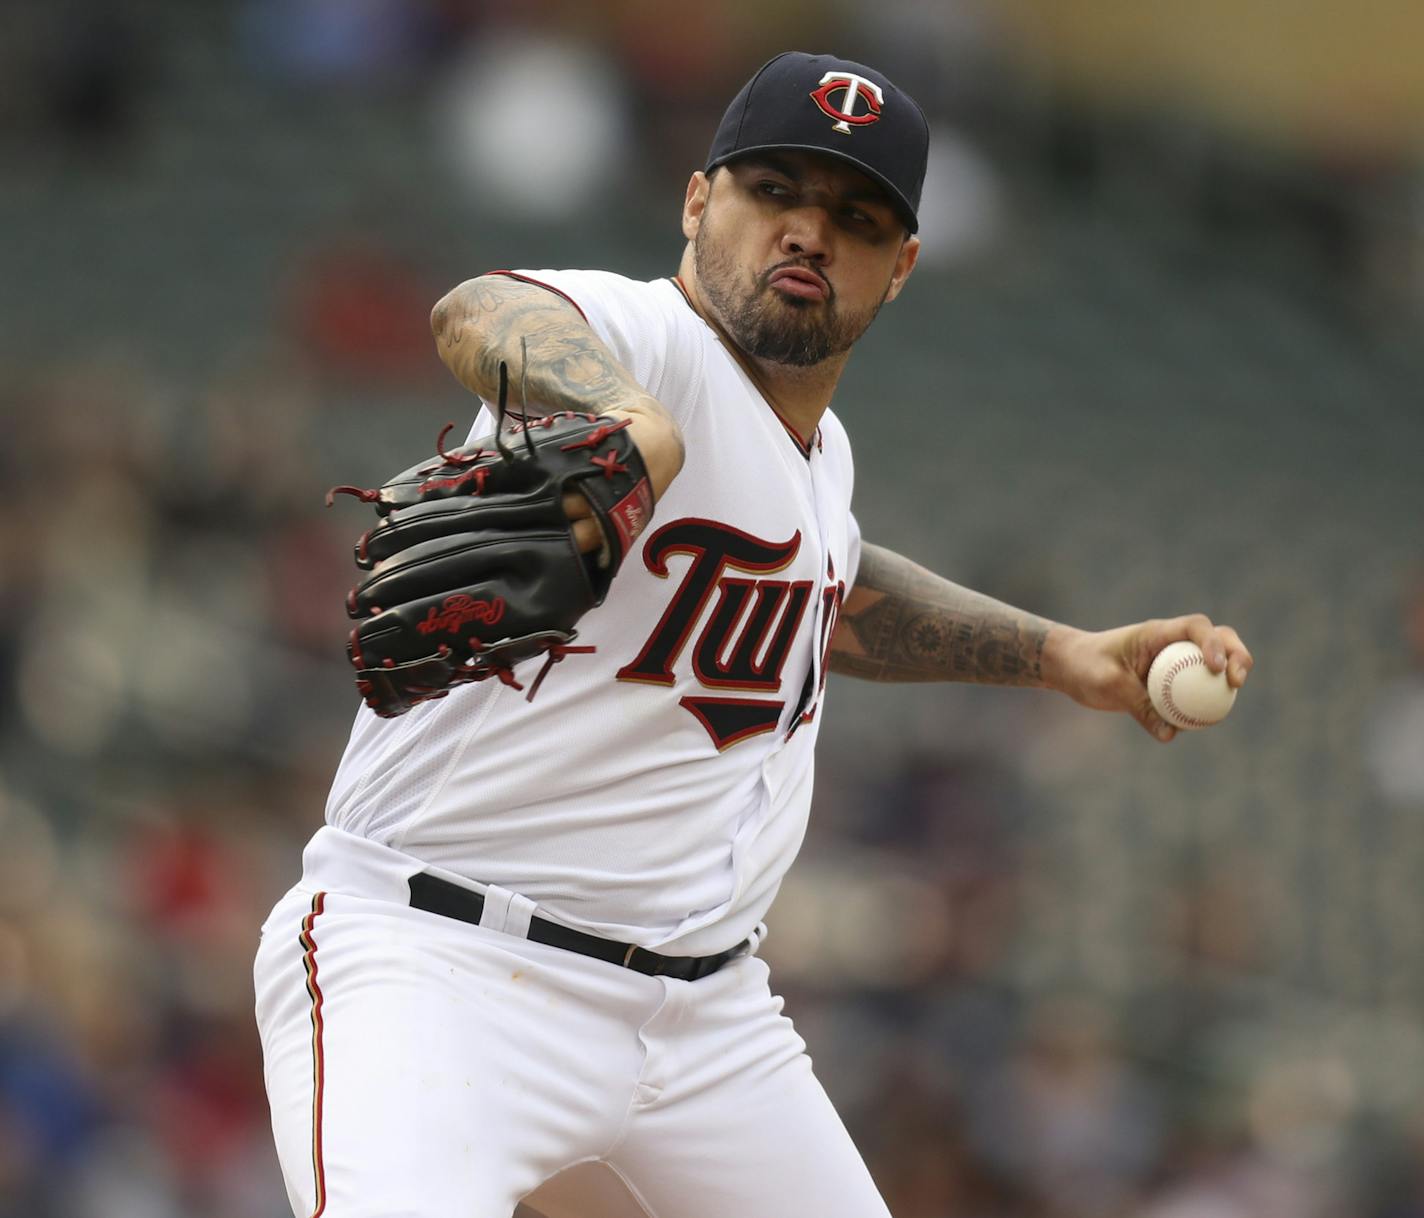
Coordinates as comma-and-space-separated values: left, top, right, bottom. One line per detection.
254, 51, 1253, 1218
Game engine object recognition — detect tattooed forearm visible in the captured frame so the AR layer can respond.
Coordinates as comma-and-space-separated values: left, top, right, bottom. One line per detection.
430, 276, 661, 418
829, 542, 1052, 685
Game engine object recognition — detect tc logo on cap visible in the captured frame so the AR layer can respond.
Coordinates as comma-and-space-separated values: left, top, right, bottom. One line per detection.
809, 72, 884, 135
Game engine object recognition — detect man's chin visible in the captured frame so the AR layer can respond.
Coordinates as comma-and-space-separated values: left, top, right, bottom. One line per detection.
749, 334, 836, 367
720, 293, 843, 365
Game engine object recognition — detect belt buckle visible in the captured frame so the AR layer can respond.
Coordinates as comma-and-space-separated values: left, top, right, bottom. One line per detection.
623, 944, 673, 977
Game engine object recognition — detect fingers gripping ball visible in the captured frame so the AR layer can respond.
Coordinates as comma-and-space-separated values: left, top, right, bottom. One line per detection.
1147, 641, 1238, 730
328, 370, 653, 717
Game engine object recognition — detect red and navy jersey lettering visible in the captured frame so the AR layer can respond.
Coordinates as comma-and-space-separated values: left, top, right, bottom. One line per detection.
789, 555, 845, 734
618, 520, 806, 687
692, 578, 814, 691
619, 519, 818, 748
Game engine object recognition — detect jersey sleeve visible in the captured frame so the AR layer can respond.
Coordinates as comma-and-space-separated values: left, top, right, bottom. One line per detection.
845, 508, 863, 591
815, 407, 861, 591
486, 269, 702, 429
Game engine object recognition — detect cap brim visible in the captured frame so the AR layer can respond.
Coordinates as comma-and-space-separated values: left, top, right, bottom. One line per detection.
707, 143, 919, 234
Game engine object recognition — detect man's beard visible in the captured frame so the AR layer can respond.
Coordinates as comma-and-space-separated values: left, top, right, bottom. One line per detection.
694, 227, 885, 368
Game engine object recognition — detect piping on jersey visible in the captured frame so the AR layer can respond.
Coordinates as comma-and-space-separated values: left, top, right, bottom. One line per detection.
298, 893, 330, 1218
484, 270, 589, 322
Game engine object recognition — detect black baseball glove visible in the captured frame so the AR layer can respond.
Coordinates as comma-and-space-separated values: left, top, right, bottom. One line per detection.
328, 364, 653, 717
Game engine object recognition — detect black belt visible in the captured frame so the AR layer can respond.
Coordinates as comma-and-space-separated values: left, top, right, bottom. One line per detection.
407, 872, 746, 982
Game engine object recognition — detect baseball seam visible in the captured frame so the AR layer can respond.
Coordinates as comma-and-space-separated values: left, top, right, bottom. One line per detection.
1159, 654, 1214, 729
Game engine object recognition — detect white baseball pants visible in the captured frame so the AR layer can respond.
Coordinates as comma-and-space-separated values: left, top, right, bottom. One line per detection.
253, 831, 891, 1218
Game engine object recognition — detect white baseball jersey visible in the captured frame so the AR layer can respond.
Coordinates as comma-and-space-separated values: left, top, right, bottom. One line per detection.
321, 269, 861, 956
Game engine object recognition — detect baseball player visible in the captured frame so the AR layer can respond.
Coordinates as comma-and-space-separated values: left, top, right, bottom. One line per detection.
254, 51, 1253, 1218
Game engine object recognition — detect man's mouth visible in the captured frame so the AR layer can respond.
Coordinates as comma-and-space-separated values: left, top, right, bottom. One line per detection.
766, 266, 829, 302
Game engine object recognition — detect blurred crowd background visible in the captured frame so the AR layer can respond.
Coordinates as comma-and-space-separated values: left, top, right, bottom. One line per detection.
3, 2, 1424, 1216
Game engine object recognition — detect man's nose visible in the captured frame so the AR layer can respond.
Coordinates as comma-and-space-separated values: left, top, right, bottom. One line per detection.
779, 208, 833, 263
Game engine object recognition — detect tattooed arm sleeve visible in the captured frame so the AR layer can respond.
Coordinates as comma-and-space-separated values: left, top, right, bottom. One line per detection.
429, 274, 684, 498
828, 542, 1054, 686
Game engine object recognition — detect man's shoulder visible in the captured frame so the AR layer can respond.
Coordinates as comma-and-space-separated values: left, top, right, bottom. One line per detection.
819, 406, 853, 451
813, 407, 857, 488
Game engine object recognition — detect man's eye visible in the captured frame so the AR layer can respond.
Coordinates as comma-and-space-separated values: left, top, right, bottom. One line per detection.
759, 181, 791, 198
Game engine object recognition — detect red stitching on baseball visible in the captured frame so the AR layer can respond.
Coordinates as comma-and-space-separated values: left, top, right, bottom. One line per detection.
1160, 654, 1213, 729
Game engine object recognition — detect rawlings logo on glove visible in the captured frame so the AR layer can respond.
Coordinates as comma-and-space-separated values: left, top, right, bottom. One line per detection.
328, 361, 652, 717
416, 595, 507, 636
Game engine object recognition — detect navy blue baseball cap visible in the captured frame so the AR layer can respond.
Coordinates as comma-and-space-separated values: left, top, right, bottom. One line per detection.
706, 51, 929, 233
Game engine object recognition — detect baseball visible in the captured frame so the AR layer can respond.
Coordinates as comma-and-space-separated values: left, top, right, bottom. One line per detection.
1147, 640, 1237, 730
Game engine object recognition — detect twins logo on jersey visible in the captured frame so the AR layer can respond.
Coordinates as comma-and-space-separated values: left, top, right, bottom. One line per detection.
617, 519, 844, 750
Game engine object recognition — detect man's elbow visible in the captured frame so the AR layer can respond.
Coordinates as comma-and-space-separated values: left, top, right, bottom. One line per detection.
430, 278, 488, 346
429, 285, 462, 344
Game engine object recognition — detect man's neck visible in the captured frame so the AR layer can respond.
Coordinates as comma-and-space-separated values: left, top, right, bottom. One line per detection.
675, 264, 846, 445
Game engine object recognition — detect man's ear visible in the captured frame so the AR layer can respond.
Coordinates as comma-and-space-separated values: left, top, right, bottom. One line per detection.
682, 171, 711, 241
884, 234, 921, 304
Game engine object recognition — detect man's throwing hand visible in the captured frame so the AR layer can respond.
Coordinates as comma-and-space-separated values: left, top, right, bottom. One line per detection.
1043, 614, 1253, 742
